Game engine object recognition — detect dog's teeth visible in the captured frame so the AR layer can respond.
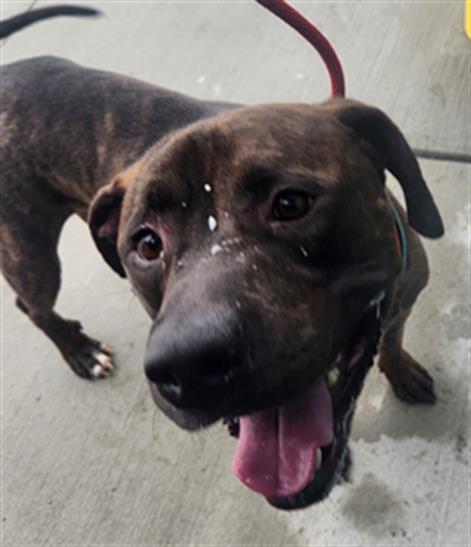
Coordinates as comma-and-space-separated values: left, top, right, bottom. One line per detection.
327, 367, 340, 387
316, 448, 322, 471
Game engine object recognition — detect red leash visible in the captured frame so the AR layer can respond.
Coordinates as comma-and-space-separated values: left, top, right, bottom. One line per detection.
255, 3, 408, 267
255, 0, 345, 97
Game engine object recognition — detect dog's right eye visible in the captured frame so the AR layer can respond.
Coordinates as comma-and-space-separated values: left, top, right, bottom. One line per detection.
272, 190, 312, 222
134, 229, 163, 262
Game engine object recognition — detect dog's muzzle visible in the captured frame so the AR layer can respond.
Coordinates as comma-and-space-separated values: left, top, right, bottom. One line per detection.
144, 307, 245, 410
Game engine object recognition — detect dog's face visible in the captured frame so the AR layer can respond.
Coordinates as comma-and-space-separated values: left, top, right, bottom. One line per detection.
89, 99, 442, 509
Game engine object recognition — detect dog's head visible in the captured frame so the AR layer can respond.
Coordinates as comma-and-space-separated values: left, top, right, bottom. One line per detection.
89, 99, 443, 509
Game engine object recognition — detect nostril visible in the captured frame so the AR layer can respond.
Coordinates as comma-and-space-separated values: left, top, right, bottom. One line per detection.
198, 345, 240, 384
150, 370, 184, 405
159, 380, 183, 406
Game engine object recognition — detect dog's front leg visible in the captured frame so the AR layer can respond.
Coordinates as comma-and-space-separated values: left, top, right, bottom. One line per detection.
378, 307, 436, 404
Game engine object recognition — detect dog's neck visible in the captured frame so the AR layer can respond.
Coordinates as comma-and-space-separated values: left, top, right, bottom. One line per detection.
387, 197, 408, 273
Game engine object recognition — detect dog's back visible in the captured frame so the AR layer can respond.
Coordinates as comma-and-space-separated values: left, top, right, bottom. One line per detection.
1, 55, 219, 205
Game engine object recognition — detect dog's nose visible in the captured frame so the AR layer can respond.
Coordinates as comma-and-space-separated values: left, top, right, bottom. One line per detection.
144, 310, 245, 408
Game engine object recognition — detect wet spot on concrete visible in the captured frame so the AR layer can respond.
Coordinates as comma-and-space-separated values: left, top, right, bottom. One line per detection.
441, 302, 469, 341
429, 83, 446, 106
352, 365, 465, 444
341, 473, 405, 537
447, 203, 470, 248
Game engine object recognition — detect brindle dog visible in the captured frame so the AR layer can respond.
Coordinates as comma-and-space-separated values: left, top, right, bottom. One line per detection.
1, 7, 443, 509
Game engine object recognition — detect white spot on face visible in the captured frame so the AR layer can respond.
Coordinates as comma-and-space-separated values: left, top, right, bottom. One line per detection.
236, 251, 245, 264
181, 201, 188, 208
252, 264, 258, 271
208, 215, 218, 232
300, 246, 309, 257
222, 236, 241, 247
211, 244, 223, 255
197, 75, 206, 84
204, 184, 212, 192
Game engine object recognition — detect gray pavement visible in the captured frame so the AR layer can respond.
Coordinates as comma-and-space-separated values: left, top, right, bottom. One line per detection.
1, 1, 470, 545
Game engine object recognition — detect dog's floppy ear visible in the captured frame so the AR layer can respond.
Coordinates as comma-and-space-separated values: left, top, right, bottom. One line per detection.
329, 99, 444, 239
88, 166, 138, 277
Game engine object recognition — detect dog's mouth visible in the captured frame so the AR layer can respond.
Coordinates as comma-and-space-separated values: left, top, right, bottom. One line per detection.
225, 298, 383, 510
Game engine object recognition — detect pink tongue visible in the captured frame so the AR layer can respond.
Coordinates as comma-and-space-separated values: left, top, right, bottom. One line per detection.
232, 380, 333, 498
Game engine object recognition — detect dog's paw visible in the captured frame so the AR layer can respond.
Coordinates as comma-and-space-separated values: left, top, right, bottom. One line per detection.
64, 339, 115, 380
385, 353, 436, 405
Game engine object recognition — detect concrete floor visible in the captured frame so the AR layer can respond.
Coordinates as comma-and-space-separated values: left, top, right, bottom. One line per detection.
1, 1, 470, 545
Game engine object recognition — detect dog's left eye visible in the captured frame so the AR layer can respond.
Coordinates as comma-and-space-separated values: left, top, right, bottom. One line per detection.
272, 190, 312, 221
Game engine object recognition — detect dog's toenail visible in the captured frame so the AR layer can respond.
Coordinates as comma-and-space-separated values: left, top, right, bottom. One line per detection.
91, 364, 105, 378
